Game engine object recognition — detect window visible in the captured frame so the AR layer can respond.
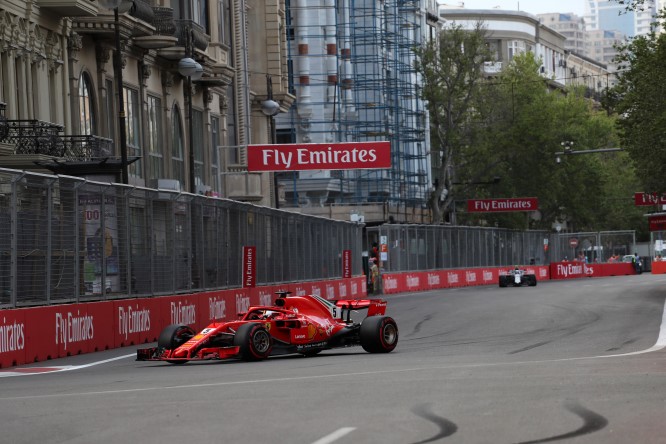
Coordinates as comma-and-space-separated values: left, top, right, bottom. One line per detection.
79, 72, 96, 136
226, 83, 238, 164
508, 40, 526, 60
124, 87, 142, 178
104, 78, 115, 139
193, 109, 204, 191
147, 95, 164, 183
172, 105, 185, 188
210, 116, 220, 194
217, 0, 232, 45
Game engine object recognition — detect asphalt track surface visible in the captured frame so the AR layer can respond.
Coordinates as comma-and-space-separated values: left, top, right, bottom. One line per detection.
1, 274, 665, 444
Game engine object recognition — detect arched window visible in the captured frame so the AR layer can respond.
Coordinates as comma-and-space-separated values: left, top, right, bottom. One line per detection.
79, 72, 96, 135
171, 104, 185, 188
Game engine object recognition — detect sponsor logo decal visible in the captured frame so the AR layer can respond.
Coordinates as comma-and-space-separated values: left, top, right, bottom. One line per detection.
556, 263, 583, 278
0, 318, 25, 354
259, 291, 272, 306
483, 270, 493, 282
208, 297, 227, 321
466, 271, 477, 283
427, 273, 440, 286
56, 311, 94, 350
447, 272, 459, 284
406, 275, 419, 289
235, 294, 250, 314
118, 305, 151, 340
171, 301, 196, 325
384, 277, 398, 290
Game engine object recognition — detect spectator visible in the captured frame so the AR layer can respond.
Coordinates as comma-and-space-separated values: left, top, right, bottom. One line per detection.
369, 258, 380, 294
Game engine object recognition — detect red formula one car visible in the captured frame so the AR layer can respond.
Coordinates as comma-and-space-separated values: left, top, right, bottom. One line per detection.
136, 292, 398, 364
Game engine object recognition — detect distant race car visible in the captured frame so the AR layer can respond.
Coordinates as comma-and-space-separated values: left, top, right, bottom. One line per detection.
499, 268, 537, 287
137, 292, 398, 364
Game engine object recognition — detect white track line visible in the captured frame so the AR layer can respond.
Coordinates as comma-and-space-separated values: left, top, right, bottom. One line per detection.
311, 427, 356, 444
0, 353, 135, 378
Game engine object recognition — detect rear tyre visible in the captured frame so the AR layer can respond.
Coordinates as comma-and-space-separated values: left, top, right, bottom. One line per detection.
499, 278, 507, 288
157, 324, 195, 364
360, 316, 398, 353
234, 323, 273, 361
528, 276, 537, 286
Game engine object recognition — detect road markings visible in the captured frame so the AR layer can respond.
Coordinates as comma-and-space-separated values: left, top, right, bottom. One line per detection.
0, 353, 136, 378
311, 427, 356, 444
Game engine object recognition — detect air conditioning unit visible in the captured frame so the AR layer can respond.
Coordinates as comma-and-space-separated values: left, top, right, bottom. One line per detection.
157, 179, 181, 192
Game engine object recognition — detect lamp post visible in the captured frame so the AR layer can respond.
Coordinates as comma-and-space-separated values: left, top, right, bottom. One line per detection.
99, 0, 129, 184
260, 74, 280, 208
177, 27, 203, 194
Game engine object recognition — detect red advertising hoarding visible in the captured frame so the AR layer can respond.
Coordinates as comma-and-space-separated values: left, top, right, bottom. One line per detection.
247, 141, 391, 172
342, 250, 352, 278
467, 197, 538, 213
242, 246, 256, 288
648, 214, 666, 232
634, 192, 666, 206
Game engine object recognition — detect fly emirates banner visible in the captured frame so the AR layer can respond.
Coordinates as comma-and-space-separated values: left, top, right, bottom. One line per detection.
247, 141, 391, 172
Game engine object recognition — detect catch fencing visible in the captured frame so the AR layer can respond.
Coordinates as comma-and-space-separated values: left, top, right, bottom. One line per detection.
366, 225, 550, 272
0, 169, 362, 308
365, 225, 636, 273
548, 231, 636, 263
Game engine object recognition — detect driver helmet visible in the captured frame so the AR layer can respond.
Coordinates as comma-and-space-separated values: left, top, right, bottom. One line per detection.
514, 265, 519, 270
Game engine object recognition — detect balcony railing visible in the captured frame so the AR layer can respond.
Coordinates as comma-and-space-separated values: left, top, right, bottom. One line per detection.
175, 19, 210, 52
62, 135, 115, 161
153, 6, 176, 36
0, 120, 65, 156
0, 119, 114, 160
121, 0, 155, 26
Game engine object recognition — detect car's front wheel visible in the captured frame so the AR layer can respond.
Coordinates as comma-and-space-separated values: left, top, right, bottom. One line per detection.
234, 323, 273, 361
360, 316, 398, 353
157, 324, 195, 364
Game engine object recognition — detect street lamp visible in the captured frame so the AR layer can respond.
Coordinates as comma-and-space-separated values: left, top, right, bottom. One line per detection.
261, 74, 280, 208
177, 27, 203, 194
555, 141, 623, 163
99, 0, 129, 184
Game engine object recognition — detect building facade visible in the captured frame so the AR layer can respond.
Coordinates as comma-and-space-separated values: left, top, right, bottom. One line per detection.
439, 9, 569, 87
0, 0, 292, 207
273, 0, 433, 224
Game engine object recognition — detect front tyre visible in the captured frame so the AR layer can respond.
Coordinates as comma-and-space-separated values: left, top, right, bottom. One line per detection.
157, 324, 195, 364
158, 324, 195, 350
234, 323, 273, 361
360, 316, 398, 353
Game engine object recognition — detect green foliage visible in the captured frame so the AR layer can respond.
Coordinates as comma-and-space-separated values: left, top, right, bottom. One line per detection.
455, 54, 642, 232
414, 21, 492, 223
416, 22, 645, 233
611, 19, 666, 194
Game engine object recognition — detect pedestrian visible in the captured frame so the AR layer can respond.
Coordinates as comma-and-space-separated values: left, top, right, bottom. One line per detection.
369, 258, 380, 294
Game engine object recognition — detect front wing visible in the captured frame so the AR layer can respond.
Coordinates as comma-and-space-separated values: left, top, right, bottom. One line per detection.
136, 345, 242, 362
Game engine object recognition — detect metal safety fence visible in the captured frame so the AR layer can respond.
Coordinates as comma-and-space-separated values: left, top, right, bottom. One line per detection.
0, 169, 363, 308
548, 231, 636, 263
366, 225, 551, 272
365, 225, 636, 273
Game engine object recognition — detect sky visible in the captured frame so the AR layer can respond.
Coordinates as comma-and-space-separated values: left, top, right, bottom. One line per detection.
439, 0, 586, 16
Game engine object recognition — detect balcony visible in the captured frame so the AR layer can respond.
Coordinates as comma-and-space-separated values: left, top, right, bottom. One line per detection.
158, 19, 210, 61
0, 118, 132, 175
36, 0, 99, 17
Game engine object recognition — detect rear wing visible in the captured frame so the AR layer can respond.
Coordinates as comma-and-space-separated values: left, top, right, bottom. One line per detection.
335, 299, 387, 317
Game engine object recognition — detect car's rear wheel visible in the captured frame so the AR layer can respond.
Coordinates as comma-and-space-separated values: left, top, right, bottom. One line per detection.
234, 323, 273, 361
158, 324, 195, 364
360, 316, 398, 353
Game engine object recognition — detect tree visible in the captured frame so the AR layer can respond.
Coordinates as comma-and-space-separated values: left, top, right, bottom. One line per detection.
414, 22, 491, 223
611, 11, 666, 193
457, 54, 637, 232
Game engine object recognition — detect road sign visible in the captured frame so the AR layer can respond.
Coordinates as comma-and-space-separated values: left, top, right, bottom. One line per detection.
569, 238, 579, 248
